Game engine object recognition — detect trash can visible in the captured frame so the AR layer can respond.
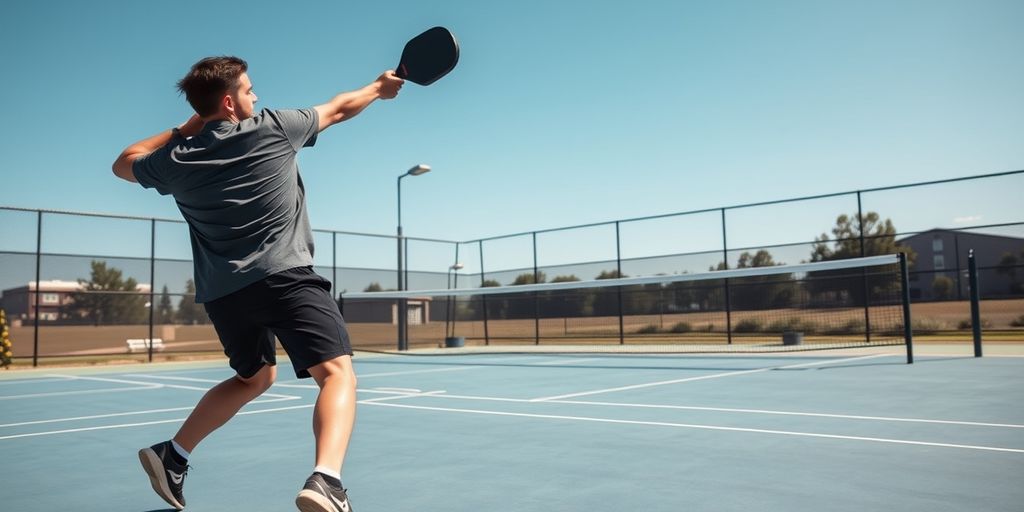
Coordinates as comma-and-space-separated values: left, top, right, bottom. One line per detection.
782, 331, 803, 346
444, 336, 465, 348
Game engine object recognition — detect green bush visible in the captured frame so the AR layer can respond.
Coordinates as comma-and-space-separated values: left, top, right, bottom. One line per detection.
911, 318, 947, 334
1011, 315, 1024, 327
734, 318, 763, 333
637, 324, 660, 334
670, 322, 692, 333
957, 318, 993, 330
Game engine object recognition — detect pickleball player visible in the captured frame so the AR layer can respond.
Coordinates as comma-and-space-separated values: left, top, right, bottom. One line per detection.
113, 56, 403, 512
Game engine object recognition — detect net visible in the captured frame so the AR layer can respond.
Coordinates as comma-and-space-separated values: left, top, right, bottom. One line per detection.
339, 255, 910, 354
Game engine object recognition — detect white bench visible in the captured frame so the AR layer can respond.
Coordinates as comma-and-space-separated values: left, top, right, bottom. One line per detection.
126, 338, 165, 353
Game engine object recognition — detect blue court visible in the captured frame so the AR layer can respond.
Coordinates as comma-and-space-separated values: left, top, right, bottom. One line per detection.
2, 351, 1023, 511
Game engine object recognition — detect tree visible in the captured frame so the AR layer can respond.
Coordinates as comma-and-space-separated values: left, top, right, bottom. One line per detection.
176, 279, 207, 325
156, 286, 174, 324
807, 212, 915, 305
71, 261, 148, 325
931, 275, 954, 300
508, 272, 547, 318
995, 250, 1024, 294
1, 309, 12, 369
593, 270, 628, 317
363, 282, 383, 292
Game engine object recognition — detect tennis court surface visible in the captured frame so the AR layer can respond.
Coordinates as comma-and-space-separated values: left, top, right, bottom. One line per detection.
2, 348, 1022, 511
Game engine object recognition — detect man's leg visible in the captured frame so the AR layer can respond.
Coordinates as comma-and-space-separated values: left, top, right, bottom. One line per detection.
306, 356, 357, 473
295, 355, 357, 512
174, 364, 278, 451
139, 364, 276, 510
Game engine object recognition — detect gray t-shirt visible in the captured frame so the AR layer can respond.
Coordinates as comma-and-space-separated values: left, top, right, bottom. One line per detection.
133, 108, 320, 303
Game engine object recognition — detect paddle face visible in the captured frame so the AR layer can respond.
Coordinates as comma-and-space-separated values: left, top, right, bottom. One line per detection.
396, 26, 459, 86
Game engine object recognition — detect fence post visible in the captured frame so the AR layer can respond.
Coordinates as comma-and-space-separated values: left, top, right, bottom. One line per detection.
857, 191, 872, 342
968, 249, 983, 357
899, 252, 914, 364
721, 208, 732, 344
33, 210, 42, 367
148, 219, 156, 363
479, 240, 489, 345
533, 232, 540, 345
615, 222, 624, 345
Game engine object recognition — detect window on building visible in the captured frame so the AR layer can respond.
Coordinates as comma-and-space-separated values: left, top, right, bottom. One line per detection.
41, 293, 60, 304
934, 254, 945, 270
932, 237, 944, 253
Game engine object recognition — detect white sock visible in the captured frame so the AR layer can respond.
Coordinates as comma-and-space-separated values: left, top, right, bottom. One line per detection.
313, 465, 341, 481
171, 440, 191, 461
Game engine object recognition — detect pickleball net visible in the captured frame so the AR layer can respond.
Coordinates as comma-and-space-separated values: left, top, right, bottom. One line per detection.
339, 254, 912, 356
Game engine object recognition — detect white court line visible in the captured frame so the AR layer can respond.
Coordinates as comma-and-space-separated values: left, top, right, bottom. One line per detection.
0, 403, 317, 441
0, 385, 161, 400
0, 377, 77, 386
357, 366, 479, 378
548, 400, 1024, 429
359, 391, 447, 404
0, 392, 445, 441
0, 396, 299, 428
362, 401, 1024, 454
530, 354, 890, 401
123, 374, 300, 400
357, 391, 1024, 428
48, 374, 209, 392
530, 357, 603, 366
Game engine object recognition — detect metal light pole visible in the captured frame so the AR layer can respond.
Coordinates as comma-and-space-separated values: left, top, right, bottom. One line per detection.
397, 164, 431, 351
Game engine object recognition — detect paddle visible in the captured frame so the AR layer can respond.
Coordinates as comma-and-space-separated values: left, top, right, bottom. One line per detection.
395, 27, 460, 86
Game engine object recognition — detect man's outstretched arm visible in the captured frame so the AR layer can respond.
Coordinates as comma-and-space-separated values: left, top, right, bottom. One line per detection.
113, 115, 205, 182
314, 71, 404, 133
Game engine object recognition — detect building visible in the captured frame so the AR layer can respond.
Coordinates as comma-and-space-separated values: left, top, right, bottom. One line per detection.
1, 280, 152, 324
340, 297, 432, 325
897, 229, 1024, 300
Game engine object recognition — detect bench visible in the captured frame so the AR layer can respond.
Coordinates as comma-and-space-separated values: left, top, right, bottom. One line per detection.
126, 338, 165, 353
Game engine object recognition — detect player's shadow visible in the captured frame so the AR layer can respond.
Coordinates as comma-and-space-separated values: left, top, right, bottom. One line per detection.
141, 509, 177, 512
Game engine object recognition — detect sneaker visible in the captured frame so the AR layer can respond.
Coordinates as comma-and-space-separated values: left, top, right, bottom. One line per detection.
138, 441, 188, 510
295, 473, 353, 512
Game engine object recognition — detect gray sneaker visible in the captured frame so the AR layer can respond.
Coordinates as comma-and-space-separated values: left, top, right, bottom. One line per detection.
296, 473, 353, 512
138, 441, 188, 510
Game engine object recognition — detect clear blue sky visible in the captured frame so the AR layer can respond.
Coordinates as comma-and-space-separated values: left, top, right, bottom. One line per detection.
1, 0, 1022, 280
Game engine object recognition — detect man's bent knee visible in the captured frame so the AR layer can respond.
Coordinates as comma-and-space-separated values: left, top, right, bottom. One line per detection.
308, 355, 356, 389
237, 364, 276, 392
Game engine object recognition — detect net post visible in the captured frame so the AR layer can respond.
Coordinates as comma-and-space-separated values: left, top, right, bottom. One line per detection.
899, 251, 914, 364
968, 249, 983, 357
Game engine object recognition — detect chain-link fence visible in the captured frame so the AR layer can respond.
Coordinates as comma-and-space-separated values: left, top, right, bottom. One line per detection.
2, 169, 1021, 362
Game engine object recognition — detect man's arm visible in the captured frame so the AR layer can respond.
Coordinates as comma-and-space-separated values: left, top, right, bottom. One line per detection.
112, 115, 205, 182
314, 71, 404, 133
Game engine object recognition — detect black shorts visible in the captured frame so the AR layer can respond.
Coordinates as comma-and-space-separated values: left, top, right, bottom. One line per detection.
203, 267, 353, 379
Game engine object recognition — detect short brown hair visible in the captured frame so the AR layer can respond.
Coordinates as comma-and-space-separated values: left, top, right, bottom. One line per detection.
176, 56, 248, 116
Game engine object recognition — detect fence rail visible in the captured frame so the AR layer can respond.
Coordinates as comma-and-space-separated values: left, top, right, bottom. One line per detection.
2, 169, 1022, 362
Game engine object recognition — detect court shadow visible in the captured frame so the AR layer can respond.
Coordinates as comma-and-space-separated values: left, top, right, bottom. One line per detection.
805, 355, 976, 370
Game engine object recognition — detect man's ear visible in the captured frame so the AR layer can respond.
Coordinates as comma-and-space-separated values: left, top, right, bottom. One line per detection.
222, 94, 235, 116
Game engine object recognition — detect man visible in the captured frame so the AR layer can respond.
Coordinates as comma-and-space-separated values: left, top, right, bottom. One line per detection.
113, 56, 403, 512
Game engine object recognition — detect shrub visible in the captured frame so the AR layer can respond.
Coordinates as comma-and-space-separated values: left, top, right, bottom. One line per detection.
1011, 315, 1024, 328
670, 322, 692, 333
637, 324, 660, 334
911, 318, 947, 334
734, 318, 763, 333
957, 318, 993, 329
